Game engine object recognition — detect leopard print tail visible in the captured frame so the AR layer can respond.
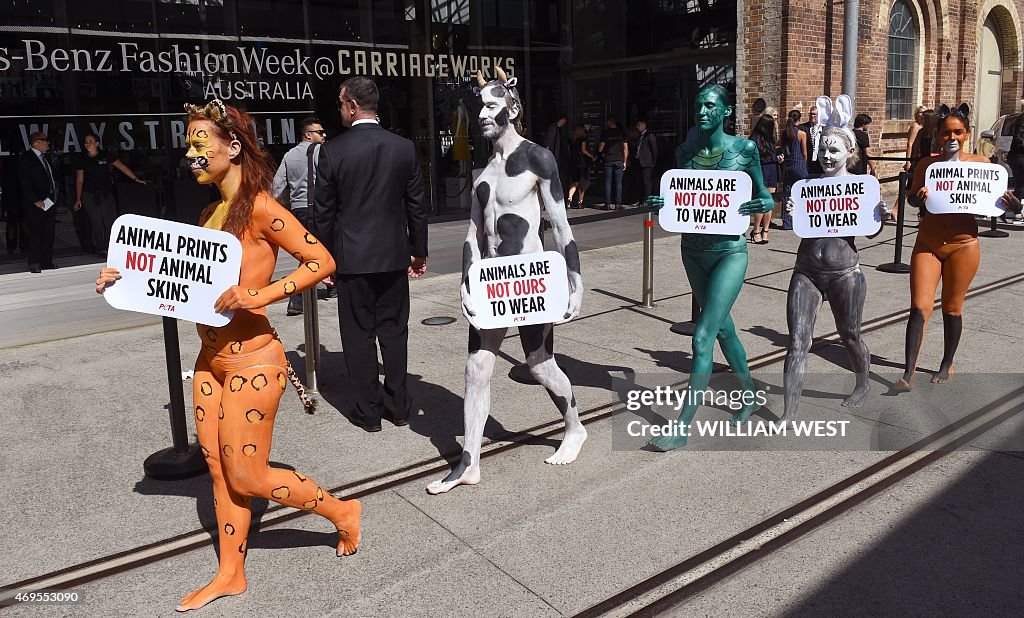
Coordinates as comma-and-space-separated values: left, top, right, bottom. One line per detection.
286, 361, 317, 414
271, 327, 318, 414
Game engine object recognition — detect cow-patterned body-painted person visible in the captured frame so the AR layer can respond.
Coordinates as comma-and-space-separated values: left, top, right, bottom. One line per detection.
646, 84, 775, 451
426, 69, 586, 494
896, 103, 1016, 389
96, 100, 361, 612
782, 95, 888, 420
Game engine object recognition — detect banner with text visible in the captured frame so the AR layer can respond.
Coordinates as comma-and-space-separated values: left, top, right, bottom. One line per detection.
103, 214, 242, 326
791, 175, 882, 238
925, 162, 1008, 217
466, 251, 569, 330
658, 170, 751, 235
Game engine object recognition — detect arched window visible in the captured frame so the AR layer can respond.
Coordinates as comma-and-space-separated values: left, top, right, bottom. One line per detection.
886, 0, 919, 120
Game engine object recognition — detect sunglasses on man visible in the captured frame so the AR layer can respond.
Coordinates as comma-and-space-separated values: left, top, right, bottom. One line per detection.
306, 129, 326, 136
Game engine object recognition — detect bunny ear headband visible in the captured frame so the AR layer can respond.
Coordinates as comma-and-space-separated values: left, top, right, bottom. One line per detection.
816, 94, 856, 144
937, 103, 971, 121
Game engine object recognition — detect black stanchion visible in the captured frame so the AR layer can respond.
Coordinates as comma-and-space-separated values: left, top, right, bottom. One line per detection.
877, 171, 912, 274
143, 317, 206, 480
978, 216, 1009, 238
670, 296, 701, 336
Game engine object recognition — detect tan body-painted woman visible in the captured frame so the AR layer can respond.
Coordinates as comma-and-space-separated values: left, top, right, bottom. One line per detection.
96, 101, 360, 612
897, 105, 1015, 388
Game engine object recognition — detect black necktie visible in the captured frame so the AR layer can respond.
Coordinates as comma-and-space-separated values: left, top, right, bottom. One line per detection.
40, 154, 55, 195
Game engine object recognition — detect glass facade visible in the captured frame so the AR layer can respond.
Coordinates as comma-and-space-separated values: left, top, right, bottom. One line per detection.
0, 0, 736, 260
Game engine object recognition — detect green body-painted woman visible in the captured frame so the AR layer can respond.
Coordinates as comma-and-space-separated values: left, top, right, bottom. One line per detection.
647, 84, 775, 451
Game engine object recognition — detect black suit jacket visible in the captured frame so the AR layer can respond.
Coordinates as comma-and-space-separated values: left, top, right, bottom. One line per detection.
635, 130, 658, 168
313, 123, 427, 275
17, 149, 56, 210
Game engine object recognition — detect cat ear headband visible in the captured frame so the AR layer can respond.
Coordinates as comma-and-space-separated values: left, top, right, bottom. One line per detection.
184, 98, 238, 140
816, 94, 856, 145
937, 103, 971, 122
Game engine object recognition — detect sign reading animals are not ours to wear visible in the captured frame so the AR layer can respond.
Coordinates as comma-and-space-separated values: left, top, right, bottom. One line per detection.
790, 175, 882, 238
925, 162, 1008, 217
104, 214, 243, 327
466, 251, 570, 330
658, 170, 752, 235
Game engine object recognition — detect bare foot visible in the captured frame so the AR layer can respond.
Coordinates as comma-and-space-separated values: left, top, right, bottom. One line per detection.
931, 366, 954, 384
842, 385, 870, 408
648, 433, 688, 452
331, 499, 362, 556
545, 426, 587, 465
426, 451, 480, 495
893, 377, 913, 392
730, 400, 761, 425
176, 572, 247, 612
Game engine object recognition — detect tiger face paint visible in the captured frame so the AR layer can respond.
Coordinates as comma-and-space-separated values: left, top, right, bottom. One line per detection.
185, 119, 239, 185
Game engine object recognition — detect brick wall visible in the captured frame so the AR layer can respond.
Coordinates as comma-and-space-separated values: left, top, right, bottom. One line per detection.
738, 0, 1024, 177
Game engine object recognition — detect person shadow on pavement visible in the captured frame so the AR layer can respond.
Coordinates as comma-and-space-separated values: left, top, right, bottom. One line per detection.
134, 449, 338, 557
303, 347, 557, 472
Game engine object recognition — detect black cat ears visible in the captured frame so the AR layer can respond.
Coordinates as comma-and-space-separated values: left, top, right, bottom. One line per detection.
937, 103, 971, 121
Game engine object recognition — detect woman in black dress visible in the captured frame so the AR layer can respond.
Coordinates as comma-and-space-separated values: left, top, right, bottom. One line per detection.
566, 124, 595, 209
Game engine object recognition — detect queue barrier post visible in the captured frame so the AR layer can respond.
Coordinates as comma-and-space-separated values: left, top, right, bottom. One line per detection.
301, 287, 320, 393
877, 170, 912, 274
641, 211, 655, 308
978, 216, 1010, 238
143, 317, 207, 480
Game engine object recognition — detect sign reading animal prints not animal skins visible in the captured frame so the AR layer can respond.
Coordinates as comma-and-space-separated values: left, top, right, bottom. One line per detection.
658, 170, 752, 235
925, 162, 1008, 217
791, 175, 882, 238
466, 251, 569, 330
104, 214, 243, 326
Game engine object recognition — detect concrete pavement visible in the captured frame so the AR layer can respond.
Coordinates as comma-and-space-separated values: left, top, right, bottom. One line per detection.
1, 214, 1022, 616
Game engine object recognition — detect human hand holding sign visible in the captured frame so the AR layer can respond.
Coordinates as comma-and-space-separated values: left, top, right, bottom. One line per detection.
646, 195, 664, 213
95, 267, 122, 294
214, 285, 265, 313
563, 271, 583, 321
739, 195, 774, 215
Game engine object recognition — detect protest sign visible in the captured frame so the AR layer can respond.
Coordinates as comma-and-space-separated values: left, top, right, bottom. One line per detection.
791, 175, 882, 238
658, 169, 751, 235
466, 251, 569, 330
925, 162, 1008, 217
103, 214, 243, 326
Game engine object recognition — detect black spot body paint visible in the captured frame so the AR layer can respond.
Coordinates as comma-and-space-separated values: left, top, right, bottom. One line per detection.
441, 451, 473, 483
468, 325, 482, 354
488, 85, 507, 99
224, 523, 235, 535
564, 240, 581, 276
247, 289, 259, 296
205, 328, 218, 342
496, 213, 530, 256
306, 261, 320, 272
242, 444, 257, 457
476, 181, 490, 209
495, 108, 510, 127
270, 218, 285, 231
283, 281, 297, 295
462, 241, 473, 291
195, 406, 205, 421
252, 374, 269, 391
294, 471, 308, 482
505, 142, 562, 202
271, 486, 291, 500
222, 444, 233, 457
545, 388, 569, 415
518, 324, 554, 357
304, 232, 318, 244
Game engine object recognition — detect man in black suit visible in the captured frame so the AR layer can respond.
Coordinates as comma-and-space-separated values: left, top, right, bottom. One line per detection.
634, 118, 658, 201
313, 76, 428, 432
18, 132, 58, 273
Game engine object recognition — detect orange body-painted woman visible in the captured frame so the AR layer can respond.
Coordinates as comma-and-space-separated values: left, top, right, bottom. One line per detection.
97, 101, 360, 612
897, 105, 987, 389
